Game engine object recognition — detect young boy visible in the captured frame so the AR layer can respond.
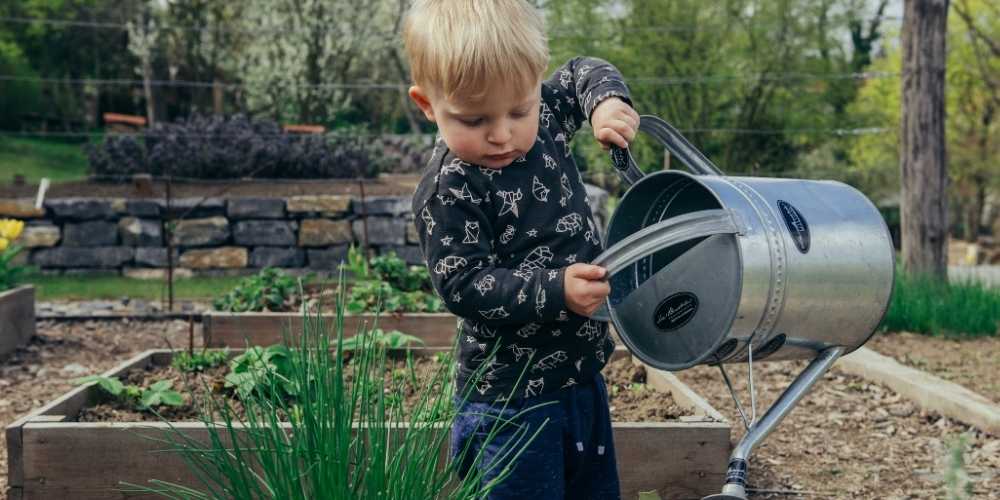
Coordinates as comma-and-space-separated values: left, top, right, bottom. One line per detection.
404, 1, 638, 498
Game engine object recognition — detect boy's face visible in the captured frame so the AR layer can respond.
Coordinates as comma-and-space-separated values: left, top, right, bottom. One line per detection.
409, 81, 541, 169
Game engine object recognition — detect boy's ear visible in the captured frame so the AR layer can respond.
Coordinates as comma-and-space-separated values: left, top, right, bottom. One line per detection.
409, 86, 437, 123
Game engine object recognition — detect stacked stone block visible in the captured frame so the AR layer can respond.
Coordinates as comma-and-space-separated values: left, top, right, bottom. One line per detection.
1, 186, 608, 276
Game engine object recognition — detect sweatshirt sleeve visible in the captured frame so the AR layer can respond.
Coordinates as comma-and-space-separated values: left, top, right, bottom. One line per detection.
414, 163, 569, 327
540, 56, 632, 142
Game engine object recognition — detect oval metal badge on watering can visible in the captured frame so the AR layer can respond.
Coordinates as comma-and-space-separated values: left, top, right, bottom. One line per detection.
777, 200, 810, 254
654, 292, 699, 331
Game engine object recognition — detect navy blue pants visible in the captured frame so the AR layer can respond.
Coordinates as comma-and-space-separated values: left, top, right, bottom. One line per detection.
450, 373, 621, 500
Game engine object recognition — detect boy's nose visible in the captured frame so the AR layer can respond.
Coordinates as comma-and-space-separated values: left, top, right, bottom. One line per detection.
487, 122, 512, 145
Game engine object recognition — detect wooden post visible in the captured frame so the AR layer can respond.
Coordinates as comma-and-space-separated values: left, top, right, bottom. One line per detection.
900, 0, 950, 279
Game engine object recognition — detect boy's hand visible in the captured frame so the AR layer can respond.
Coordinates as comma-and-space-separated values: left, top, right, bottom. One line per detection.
591, 97, 639, 150
564, 263, 611, 317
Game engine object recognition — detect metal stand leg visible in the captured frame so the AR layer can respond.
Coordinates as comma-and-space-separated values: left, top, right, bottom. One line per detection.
702, 346, 844, 500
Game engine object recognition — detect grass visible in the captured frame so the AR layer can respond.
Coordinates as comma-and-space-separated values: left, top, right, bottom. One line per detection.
881, 269, 1000, 337
25, 273, 245, 301
0, 136, 91, 183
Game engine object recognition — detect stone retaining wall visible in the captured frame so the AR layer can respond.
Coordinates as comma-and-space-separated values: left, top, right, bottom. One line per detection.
1, 186, 609, 277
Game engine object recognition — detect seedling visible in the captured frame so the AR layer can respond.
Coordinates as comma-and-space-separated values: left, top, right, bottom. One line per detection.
72, 375, 184, 411
171, 348, 230, 373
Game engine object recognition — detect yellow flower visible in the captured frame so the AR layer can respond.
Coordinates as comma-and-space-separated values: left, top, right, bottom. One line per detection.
0, 219, 24, 241
0, 237, 7, 251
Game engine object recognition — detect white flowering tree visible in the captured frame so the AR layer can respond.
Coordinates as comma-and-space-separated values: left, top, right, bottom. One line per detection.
237, 0, 400, 124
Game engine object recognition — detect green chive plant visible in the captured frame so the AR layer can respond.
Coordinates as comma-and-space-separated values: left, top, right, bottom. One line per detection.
122, 274, 547, 499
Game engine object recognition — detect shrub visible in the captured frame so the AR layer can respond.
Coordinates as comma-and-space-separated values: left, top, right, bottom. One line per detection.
86, 115, 385, 179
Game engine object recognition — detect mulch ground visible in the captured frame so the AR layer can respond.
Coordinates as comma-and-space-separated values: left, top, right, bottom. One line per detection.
867, 331, 999, 403
675, 359, 999, 499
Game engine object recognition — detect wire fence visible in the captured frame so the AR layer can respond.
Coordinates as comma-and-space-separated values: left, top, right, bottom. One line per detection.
0, 14, 905, 38
0, 127, 892, 139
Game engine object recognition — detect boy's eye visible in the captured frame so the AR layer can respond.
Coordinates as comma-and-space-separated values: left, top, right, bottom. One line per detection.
511, 110, 529, 118
459, 117, 483, 127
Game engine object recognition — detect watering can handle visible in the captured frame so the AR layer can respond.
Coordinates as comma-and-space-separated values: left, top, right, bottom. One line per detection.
608, 115, 725, 187
589, 208, 744, 322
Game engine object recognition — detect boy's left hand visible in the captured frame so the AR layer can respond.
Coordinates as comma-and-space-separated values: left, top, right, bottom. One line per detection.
591, 97, 639, 150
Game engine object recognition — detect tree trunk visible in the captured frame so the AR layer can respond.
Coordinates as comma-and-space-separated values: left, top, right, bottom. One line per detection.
143, 54, 155, 126
900, 0, 949, 279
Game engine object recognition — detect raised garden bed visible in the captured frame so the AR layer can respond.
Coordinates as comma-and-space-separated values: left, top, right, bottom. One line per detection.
203, 311, 459, 348
6, 347, 731, 500
0, 286, 34, 361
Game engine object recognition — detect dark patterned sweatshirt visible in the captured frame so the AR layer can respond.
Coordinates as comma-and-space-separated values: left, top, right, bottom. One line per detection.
411, 57, 631, 402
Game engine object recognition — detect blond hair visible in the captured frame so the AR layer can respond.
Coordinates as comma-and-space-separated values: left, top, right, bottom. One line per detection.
403, 0, 549, 101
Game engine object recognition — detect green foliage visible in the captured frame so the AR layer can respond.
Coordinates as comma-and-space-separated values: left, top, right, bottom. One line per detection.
0, 39, 41, 130
850, 1, 1000, 219
223, 345, 299, 400
212, 267, 304, 313
211, 251, 443, 314
122, 280, 545, 499
340, 328, 424, 351
344, 279, 443, 315
171, 348, 230, 373
0, 244, 28, 292
547, 0, 893, 191
341, 246, 444, 314
340, 244, 371, 280
72, 375, 184, 411
370, 251, 433, 293
140, 380, 185, 408
2, 0, 142, 130
0, 219, 29, 292
881, 269, 1000, 337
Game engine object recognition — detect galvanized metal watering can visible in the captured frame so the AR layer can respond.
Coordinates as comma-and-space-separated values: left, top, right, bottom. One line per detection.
593, 116, 895, 500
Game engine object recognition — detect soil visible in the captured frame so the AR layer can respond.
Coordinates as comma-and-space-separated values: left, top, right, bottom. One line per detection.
77, 354, 691, 424
4, 320, 998, 499
867, 331, 1000, 403
0, 175, 420, 199
0, 319, 203, 497
675, 361, 999, 499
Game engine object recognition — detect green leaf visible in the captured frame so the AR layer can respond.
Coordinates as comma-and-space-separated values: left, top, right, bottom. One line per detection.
149, 380, 172, 392
140, 390, 161, 408
159, 390, 184, 407
72, 375, 124, 397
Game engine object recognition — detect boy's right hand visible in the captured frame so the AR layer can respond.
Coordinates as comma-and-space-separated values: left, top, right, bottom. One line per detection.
564, 263, 611, 317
